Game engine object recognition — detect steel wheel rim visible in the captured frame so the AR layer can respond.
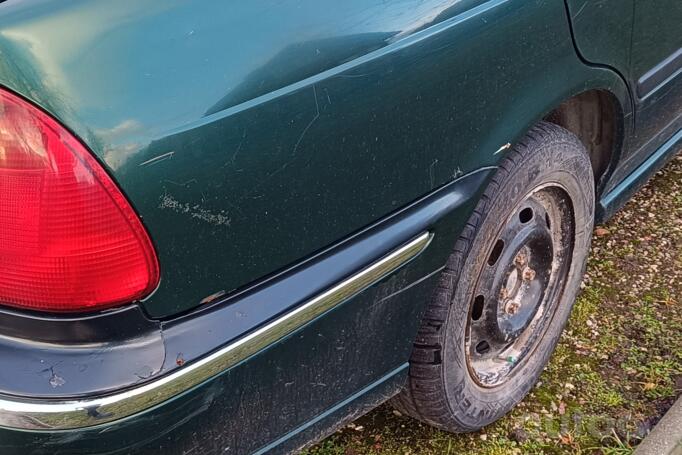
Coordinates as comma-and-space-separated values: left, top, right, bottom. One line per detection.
465, 184, 576, 388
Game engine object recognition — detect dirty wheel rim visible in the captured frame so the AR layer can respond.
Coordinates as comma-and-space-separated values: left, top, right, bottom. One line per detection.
465, 184, 576, 388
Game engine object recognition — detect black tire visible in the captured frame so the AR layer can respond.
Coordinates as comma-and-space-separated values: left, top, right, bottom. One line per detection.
393, 121, 595, 432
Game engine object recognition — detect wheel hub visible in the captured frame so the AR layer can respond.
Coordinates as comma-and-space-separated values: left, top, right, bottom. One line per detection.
465, 187, 574, 387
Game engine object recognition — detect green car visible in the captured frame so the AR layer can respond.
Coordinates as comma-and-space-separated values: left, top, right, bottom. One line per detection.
0, 0, 679, 453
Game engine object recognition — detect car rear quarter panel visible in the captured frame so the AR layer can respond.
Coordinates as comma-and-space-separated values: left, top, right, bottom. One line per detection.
0, 0, 637, 453
0, 0, 630, 318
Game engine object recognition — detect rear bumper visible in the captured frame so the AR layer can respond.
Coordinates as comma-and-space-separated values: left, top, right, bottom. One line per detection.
0, 233, 431, 431
0, 168, 493, 454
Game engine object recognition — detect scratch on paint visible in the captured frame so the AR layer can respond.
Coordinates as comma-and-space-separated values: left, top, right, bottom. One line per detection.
572, 1, 588, 19
494, 142, 512, 155
162, 178, 197, 187
159, 193, 231, 227
429, 159, 439, 187
246, 85, 322, 187
292, 85, 321, 156
231, 130, 247, 167
334, 73, 369, 79
48, 367, 66, 388
139, 151, 174, 167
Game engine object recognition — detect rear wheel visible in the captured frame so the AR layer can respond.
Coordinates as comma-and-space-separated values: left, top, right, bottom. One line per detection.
393, 122, 595, 431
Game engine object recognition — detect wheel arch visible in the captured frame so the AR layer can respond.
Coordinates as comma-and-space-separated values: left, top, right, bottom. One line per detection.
487, 71, 632, 204
543, 89, 626, 196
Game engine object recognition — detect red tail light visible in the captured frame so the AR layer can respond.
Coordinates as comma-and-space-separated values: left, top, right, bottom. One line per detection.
0, 89, 159, 312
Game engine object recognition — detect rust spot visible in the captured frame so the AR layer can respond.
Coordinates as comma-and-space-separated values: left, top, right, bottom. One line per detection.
176, 353, 185, 366
200, 290, 227, 305
514, 251, 527, 267
522, 267, 536, 281
505, 301, 521, 315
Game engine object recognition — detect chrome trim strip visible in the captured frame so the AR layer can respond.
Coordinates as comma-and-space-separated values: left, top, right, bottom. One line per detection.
0, 232, 432, 430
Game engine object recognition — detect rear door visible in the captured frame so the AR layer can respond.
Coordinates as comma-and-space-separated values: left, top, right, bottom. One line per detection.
629, 0, 682, 153
565, 0, 682, 171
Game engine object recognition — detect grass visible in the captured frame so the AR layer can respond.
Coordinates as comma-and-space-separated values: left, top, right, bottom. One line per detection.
303, 154, 682, 455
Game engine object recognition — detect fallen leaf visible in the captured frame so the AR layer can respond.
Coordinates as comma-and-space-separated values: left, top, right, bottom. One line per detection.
559, 433, 574, 445
595, 227, 610, 237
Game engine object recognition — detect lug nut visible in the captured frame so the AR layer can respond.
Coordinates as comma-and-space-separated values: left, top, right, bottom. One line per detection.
505, 301, 521, 315
500, 288, 509, 299
522, 267, 536, 281
514, 252, 527, 267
